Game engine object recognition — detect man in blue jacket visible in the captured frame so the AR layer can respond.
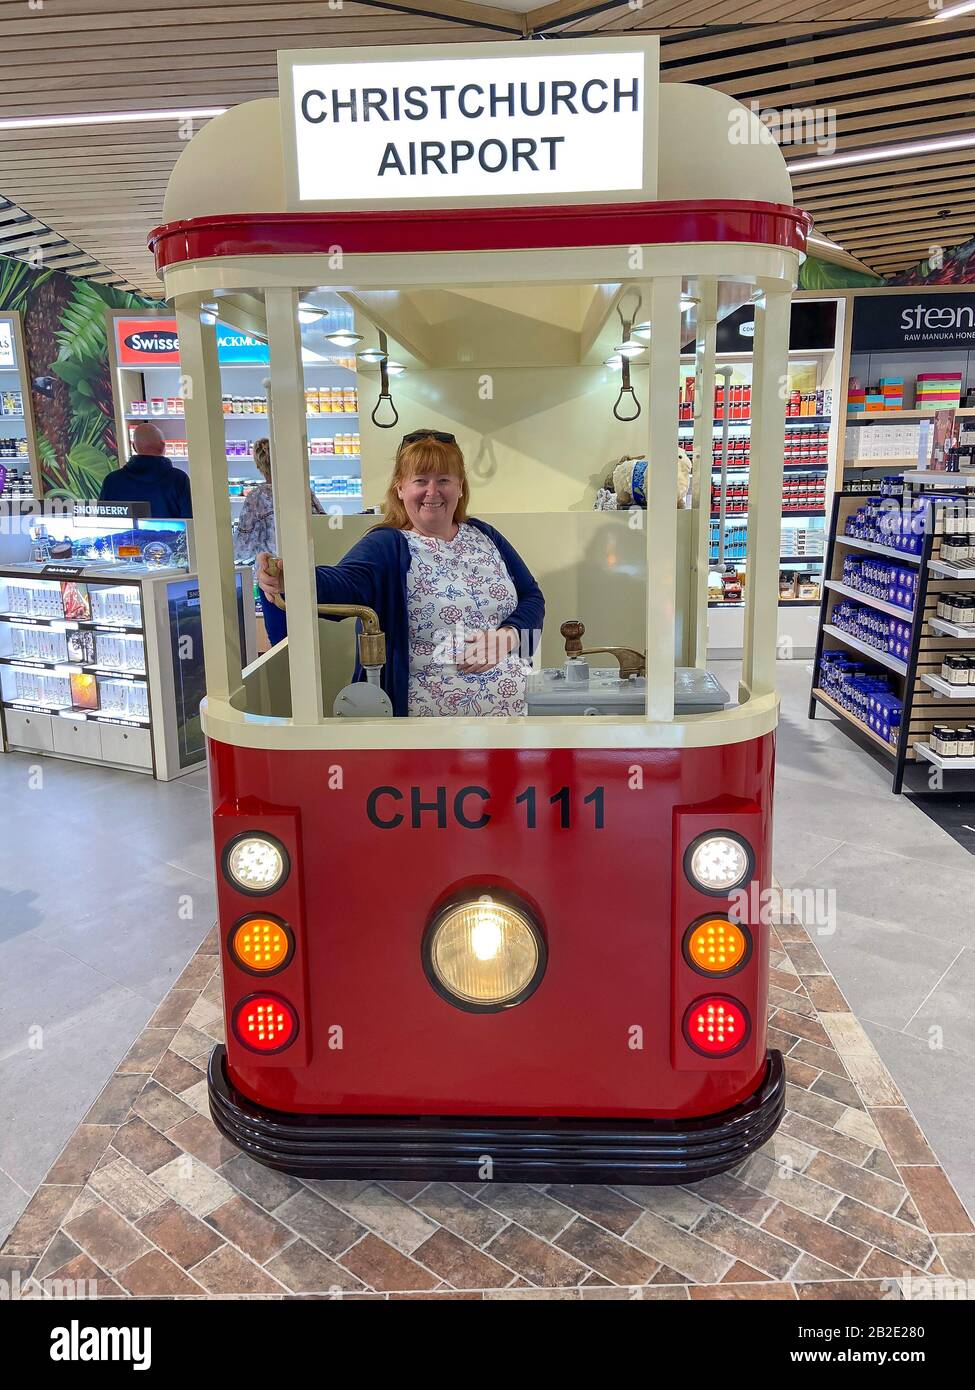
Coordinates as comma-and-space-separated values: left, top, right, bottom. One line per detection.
99, 423, 192, 518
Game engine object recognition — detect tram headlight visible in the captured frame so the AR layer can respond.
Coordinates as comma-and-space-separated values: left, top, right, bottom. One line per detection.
424, 894, 545, 1012
222, 832, 290, 895
684, 832, 753, 895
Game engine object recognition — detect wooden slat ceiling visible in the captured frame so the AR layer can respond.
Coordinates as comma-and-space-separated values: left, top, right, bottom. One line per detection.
0, 0, 971, 294
0, 195, 139, 288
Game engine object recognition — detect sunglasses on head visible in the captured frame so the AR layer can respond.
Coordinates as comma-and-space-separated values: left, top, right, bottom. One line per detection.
400, 430, 456, 447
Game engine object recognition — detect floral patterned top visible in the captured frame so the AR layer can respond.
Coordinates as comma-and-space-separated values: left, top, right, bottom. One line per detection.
405, 523, 529, 717
233, 482, 325, 562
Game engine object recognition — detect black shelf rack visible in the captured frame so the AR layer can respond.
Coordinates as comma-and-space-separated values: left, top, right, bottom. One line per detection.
809, 489, 975, 793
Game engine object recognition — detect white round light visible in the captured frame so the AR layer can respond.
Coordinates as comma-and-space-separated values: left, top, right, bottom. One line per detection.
687, 835, 751, 893
615, 339, 645, 358
470, 915, 504, 961
632, 321, 652, 340
604, 354, 623, 368
325, 330, 362, 348
427, 896, 543, 1008
225, 835, 287, 893
385, 360, 406, 376
357, 347, 387, 363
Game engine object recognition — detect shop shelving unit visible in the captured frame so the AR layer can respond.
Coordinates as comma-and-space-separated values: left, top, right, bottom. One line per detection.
106, 304, 364, 521
693, 296, 843, 658
809, 488, 975, 793
693, 371, 831, 610
843, 410, 975, 480
0, 310, 41, 499
838, 282, 975, 490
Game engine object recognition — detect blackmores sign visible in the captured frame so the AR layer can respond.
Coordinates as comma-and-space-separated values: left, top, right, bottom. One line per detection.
851, 292, 975, 353
278, 38, 658, 209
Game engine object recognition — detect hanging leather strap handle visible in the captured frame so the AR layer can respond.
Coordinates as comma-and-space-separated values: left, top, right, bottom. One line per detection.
371, 349, 399, 427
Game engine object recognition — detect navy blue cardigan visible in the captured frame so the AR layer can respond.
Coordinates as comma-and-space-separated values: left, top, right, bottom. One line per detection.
315, 519, 544, 717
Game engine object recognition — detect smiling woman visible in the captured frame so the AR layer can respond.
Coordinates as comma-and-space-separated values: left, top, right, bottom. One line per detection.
256, 431, 545, 716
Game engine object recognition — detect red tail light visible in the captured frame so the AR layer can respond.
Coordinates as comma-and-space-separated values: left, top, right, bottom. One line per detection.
683, 996, 750, 1057
233, 994, 299, 1054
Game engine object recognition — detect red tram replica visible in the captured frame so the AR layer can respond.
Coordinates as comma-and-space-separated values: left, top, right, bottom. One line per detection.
150, 36, 808, 1183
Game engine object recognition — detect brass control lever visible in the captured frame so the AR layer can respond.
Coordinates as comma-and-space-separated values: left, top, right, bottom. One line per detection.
560, 619, 646, 681
264, 556, 387, 671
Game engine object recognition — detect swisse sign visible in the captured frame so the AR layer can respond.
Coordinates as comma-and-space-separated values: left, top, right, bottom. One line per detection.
126, 327, 178, 355
852, 293, 975, 352
116, 318, 180, 367
279, 39, 657, 208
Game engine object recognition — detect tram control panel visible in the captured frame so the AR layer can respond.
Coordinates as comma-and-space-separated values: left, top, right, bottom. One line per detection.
526, 619, 730, 717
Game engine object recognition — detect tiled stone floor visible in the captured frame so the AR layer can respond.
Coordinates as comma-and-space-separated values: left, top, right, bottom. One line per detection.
4, 918, 973, 1299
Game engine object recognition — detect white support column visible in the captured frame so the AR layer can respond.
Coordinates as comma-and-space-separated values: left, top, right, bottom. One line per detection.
175, 296, 242, 705
690, 279, 718, 669
265, 287, 323, 726
742, 286, 791, 699
645, 276, 682, 722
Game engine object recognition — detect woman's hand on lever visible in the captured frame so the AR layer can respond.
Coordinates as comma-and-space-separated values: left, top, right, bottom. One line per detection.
256, 552, 284, 602
458, 626, 518, 674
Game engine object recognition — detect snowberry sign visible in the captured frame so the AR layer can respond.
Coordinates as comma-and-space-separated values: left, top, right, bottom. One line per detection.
278, 37, 658, 210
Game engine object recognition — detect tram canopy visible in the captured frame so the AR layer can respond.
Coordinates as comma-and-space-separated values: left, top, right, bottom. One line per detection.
149, 36, 808, 754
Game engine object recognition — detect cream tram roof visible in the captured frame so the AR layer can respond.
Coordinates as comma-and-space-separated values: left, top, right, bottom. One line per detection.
156, 73, 801, 368
163, 84, 794, 224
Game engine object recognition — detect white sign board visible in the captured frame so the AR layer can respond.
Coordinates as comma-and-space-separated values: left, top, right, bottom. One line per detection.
279, 40, 657, 210
0, 319, 15, 369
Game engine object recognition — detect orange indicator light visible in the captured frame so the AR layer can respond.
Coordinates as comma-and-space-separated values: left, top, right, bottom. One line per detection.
684, 918, 750, 976
229, 916, 293, 974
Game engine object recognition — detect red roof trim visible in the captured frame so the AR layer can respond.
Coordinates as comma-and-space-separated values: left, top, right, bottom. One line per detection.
149, 201, 810, 272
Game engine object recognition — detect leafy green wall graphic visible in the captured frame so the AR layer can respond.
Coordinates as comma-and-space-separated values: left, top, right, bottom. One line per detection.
798, 255, 882, 291
0, 255, 160, 499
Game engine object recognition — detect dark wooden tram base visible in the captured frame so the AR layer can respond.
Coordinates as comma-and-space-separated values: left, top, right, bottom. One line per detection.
207, 1046, 785, 1186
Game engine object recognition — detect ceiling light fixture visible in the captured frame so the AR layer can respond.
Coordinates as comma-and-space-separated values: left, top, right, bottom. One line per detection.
615, 338, 645, 358
357, 346, 388, 364
632, 321, 652, 340
933, 0, 975, 17
324, 330, 362, 348
0, 108, 227, 130
297, 303, 326, 325
807, 231, 846, 253
788, 132, 975, 173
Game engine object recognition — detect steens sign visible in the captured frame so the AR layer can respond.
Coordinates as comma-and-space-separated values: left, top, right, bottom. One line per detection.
852, 293, 975, 353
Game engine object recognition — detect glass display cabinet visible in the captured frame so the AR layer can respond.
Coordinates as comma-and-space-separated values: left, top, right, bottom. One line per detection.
0, 503, 255, 777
